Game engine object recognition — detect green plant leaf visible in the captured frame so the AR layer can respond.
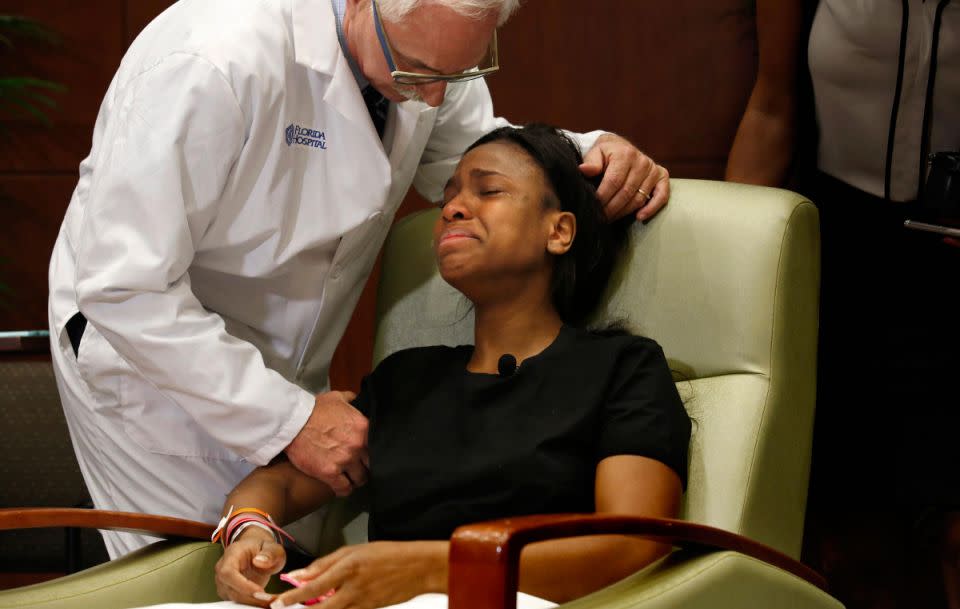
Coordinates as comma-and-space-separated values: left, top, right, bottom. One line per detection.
0, 16, 60, 44
0, 76, 66, 91
0, 76, 65, 125
0, 91, 56, 125
0, 16, 65, 131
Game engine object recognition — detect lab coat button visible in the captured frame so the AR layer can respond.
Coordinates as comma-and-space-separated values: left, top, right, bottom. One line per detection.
330, 265, 341, 280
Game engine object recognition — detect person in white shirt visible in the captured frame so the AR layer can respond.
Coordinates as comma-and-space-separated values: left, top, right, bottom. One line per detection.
48, 0, 671, 559
807, 1, 959, 606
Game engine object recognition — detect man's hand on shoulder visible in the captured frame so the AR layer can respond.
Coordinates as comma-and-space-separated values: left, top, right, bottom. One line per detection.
285, 390, 368, 497
580, 133, 670, 222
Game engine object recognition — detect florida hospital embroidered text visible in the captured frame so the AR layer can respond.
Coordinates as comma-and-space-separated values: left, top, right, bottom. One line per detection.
286, 124, 327, 149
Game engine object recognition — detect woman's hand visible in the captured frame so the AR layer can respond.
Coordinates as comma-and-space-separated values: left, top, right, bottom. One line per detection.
268, 541, 448, 609
215, 527, 287, 607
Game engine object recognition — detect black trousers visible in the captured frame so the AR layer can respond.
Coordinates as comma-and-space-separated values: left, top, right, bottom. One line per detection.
808, 172, 960, 509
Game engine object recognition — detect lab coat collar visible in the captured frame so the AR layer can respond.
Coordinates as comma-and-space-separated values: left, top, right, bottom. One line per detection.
292, 0, 340, 77
292, 0, 371, 128
291, 0, 430, 155
387, 100, 429, 166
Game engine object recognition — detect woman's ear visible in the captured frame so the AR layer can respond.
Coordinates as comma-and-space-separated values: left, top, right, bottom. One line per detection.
546, 211, 576, 255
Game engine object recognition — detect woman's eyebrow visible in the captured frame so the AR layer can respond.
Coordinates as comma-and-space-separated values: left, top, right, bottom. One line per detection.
469, 168, 508, 180
444, 168, 507, 191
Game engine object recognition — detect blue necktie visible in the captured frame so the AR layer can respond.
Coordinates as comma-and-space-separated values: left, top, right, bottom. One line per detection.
362, 85, 390, 138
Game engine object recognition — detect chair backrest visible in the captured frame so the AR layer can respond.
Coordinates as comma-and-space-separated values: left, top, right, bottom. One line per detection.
0, 341, 109, 572
372, 179, 820, 558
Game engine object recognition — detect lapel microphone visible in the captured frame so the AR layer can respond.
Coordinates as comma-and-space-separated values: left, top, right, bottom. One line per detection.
497, 354, 518, 378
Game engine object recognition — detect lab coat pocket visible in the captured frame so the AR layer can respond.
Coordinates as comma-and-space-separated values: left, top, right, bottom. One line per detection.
75, 323, 242, 461
120, 377, 245, 462
72, 321, 125, 416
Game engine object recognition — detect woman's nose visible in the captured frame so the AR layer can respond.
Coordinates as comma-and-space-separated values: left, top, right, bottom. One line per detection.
442, 193, 472, 221
418, 81, 448, 107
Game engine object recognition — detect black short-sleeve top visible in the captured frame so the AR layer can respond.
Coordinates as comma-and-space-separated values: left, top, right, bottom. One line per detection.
352, 325, 690, 542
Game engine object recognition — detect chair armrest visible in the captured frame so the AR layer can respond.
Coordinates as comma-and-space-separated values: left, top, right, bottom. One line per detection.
0, 508, 214, 540
447, 513, 826, 609
0, 541, 223, 609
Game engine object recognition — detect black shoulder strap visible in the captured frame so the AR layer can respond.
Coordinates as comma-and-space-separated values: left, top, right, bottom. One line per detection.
918, 0, 953, 199
884, 0, 911, 201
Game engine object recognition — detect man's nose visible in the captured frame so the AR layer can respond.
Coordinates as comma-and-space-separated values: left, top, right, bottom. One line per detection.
419, 81, 448, 107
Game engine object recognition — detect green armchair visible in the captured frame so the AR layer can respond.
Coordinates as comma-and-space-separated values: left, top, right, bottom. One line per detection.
0, 180, 840, 609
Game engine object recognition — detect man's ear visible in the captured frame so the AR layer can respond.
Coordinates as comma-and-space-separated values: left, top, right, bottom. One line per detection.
546, 211, 576, 255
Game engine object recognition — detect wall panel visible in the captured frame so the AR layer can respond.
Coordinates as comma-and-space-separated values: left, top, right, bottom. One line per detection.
0, 175, 75, 328
0, 0, 124, 173
488, 0, 757, 179
125, 0, 176, 43
0, 0, 128, 332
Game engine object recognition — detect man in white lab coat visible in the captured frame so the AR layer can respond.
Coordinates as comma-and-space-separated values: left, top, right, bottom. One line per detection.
48, 0, 671, 558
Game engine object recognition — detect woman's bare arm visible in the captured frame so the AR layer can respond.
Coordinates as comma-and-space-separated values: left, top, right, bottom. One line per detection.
725, 0, 803, 186
223, 457, 336, 525
515, 455, 683, 602
268, 454, 683, 608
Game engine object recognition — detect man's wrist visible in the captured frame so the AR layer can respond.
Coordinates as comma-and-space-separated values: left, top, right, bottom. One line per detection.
250, 387, 314, 466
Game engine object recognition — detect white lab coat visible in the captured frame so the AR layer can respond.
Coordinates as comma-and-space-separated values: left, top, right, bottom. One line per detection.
47, 0, 602, 556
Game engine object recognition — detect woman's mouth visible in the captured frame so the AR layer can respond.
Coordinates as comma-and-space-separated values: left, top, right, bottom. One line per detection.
439, 229, 478, 245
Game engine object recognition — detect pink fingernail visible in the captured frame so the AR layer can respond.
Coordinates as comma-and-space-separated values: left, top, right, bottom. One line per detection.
279, 573, 335, 606
279, 573, 303, 587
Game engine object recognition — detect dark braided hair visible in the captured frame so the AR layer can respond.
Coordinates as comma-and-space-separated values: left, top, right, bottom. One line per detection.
464, 124, 631, 326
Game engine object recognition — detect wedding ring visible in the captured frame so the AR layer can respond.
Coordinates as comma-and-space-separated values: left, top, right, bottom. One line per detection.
637, 187, 651, 200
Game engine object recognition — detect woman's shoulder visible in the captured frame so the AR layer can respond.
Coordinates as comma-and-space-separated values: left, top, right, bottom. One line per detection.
561, 326, 673, 387
372, 344, 470, 376
569, 325, 666, 358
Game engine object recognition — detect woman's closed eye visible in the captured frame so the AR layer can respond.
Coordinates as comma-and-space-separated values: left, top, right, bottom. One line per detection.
475, 179, 509, 197
438, 187, 505, 208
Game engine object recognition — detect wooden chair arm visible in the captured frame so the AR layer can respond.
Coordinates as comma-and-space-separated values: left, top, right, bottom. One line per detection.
0, 508, 214, 540
448, 513, 827, 609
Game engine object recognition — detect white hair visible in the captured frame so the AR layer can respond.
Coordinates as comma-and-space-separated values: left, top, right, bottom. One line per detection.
376, 0, 521, 27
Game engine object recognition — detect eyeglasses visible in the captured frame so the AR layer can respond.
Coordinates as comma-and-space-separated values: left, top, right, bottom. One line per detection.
371, 0, 499, 85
